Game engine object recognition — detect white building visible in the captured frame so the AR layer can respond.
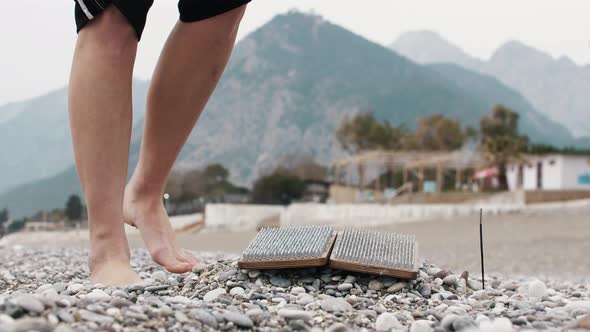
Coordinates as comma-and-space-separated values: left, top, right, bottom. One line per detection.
506, 154, 590, 191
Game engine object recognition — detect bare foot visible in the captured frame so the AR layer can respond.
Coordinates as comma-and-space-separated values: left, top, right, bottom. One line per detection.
123, 187, 199, 273
89, 233, 142, 287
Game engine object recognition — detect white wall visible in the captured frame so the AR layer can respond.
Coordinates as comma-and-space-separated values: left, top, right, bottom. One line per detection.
508, 154, 590, 191
561, 155, 590, 190
204, 204, 285, 231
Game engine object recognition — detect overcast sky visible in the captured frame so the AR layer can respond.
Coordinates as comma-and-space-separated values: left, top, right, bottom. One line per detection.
1, 0, 589, 105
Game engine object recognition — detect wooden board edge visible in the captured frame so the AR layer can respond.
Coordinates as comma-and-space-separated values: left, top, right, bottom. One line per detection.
329, 259, 418, 280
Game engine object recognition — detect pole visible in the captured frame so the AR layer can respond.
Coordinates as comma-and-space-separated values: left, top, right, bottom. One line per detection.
479, 208, 485, 289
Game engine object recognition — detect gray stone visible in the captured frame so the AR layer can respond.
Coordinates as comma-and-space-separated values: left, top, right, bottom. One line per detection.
270, 275, 291, 288
78, 310, 115, 324
223, 311, 254, 328
337, 283, 353, 291
84, 289, 110, 302
229, 287, 245, 296
451, 316, 476, 331
13, 294, 44, 314
190, 309, 218, 328
152, 271, 167, 283
278, 309, 313, 321
203, 288, 227, 303
387, 282, 407, 293
320, 298, 353, 313
443, 275, 458, 286
368, 280, 384, 291
192, 264, 207, 274
375, 312, 401, 331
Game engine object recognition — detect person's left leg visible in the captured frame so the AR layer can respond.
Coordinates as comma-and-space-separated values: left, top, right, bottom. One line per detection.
124, 4, 248, 273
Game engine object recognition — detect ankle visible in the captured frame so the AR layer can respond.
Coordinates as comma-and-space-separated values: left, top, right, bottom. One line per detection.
88, 229, 130, 272
125, 177, 165, 205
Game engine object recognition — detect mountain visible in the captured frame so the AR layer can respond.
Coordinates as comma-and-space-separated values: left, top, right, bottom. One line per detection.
392, 31, 483, 69
0, 11, 576, 218
0, 81, 149, 194
427, 63, 572, 144
392, 31, 590, 139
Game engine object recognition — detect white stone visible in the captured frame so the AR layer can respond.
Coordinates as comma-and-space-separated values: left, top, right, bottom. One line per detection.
291, 287, 306, 295
84, 289, 111, 302
297, 294, 315, 306
278, 309, 313, 321
320, 298, 353, 313
410, 320, 433, 332
443, 275, 458, 286
375, 312, 401, 332
229, 287, 245, 296
338, 283, 353, 291
479, 318, 512, 332
66, 284, 85, 294
203, 288, 227, 303
152, 271, 167, 283
565, 301, 590, 313
528, 279, 547, 298
106, 308, 121, 318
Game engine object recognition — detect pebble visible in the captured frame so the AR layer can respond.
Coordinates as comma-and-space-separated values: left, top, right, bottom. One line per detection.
191, 309, 218, 328
290, 286, 306, 295
191, 264, 207, 274
375, 312, 401, 331
387, 282, 407, 293
84, 289, 110, 302
368, 280, 384, 291
78, 310, 114, 324
66, 283, 85, 294
278, 309, 313, 321
12, 294, 44, 314
223, 311, 254, 328
337, 283, 353, 291
1, 247, 588, 332
528, 279, 547, 298
320, 298, 353, 312
410, 320, 433, 332
498, 280, 519, 291
443, 275, 458, 286
152, 271, 167, 283
270, 275, 291, 288
479, 317, 513, 332
204, 288, 227, 303
230, 287, 245, 296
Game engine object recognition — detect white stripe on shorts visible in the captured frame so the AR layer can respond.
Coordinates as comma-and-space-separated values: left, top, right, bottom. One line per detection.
77, 0, 95, 20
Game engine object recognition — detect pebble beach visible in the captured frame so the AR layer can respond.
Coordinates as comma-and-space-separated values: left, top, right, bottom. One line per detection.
1, 206, 589, 331
0, 246, 589, 332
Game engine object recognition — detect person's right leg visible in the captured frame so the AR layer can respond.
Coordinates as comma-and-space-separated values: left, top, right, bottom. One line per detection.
124, 5, 248, 273
69, 6, 140, 286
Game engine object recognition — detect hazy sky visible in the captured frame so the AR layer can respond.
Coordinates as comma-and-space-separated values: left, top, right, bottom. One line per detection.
1, 0, 589, 105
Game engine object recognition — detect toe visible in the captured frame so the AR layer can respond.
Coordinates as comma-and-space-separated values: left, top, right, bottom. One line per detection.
152, 248, 192, 274
178, 249, 200, 266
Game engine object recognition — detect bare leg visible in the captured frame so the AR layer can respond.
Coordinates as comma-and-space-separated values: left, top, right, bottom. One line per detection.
69, 7, 141, 286
124, 6, 247, 273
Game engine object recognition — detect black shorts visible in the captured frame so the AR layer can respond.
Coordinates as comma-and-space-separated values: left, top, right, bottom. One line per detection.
74, 0, 251, 41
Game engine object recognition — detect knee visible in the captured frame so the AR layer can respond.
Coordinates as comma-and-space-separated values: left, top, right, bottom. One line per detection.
77, 6, 137, 57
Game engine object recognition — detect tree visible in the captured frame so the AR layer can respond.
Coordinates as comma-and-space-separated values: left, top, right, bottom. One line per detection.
278, 155, 328, 182
252, 169, 305, 205
336, 112, 406, 188
412, 114, 465, 151
336, 112, 405, 154
65, 195, 83, 222
0, 208, 9, 237
480, 105, 529, 190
